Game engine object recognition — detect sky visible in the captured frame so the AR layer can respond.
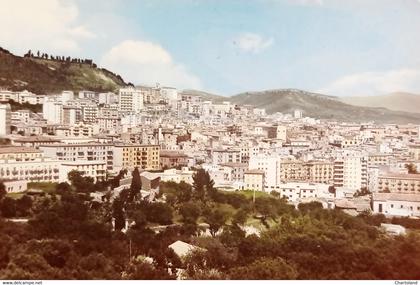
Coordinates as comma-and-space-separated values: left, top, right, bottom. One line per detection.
1, 0, 420, 97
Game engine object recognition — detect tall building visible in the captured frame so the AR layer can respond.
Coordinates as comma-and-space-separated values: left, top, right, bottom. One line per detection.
113, 144, 160, 172
244, 169, 265, 192
249, 154, 282, 190
279, 159, 334, 184
294, 109, 303, 119
119, 88, 144, 113
39, 143, 114, 171
334, 155, 368, 190
43, 98, 63, 124
0, 147, 60, 182
377, 173, 420, 194
0, 103, 11, 136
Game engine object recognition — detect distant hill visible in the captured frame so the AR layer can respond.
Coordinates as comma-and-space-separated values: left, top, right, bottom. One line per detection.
227, 89, 420, 123
0, 47, 129, 94
339, 92, 420, 114
181, 89, 227, 103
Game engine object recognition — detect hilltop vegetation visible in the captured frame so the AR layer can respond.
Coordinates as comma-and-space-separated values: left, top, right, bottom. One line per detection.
0, 47, 129, 94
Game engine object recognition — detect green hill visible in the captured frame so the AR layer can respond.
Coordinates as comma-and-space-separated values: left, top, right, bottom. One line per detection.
228, 89, 420, 123
0, 47, 129, 94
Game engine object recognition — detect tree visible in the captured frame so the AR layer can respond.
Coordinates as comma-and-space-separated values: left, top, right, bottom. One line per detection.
232, 207, 249, 226
112, 197, 125, 231
179, 201, 201, 224
111, 169, 127, 189
254, 197, 278, 227
176, 181, 192, 203
354, 187, 371, 197
220, 224, 246, 247
192, 169, 215, 201
123, 259, 175, 280
0, 182, 6, 201
145, 202, 173, 225
129, 167, 142, 202
228, 257, 298, 280
270, 190, 281, 199
55, 182, 72, 195
405, 163, 418, 174
1, 197, 16, 218
16, 195, 33, 217
203, 206, 230, 237
298, 201, 323, 214
68, 170, 94, 192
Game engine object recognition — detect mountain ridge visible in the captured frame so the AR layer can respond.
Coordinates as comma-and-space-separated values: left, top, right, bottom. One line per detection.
187, 88, 420, 124
339, 92, 420, 114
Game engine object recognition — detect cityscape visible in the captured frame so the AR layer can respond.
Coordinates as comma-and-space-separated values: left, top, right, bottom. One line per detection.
1, 0, 420, 282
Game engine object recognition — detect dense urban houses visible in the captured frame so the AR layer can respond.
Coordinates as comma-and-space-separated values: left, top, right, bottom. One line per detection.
1, 85, 420, 220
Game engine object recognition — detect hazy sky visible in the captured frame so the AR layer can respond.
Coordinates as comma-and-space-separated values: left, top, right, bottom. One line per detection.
1, 0, 420, 96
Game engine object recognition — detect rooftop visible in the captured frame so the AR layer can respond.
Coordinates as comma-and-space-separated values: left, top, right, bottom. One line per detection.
0, 146, 41, 154
373, 192, 420, 202
379, 173, 420, 180
244, 169, 265, 175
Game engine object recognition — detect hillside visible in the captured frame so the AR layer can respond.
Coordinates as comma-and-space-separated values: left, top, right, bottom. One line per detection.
181, 89, 227, 103
0, 47, 129, 94
228, 89, 420, 123
339, 92, 420, 114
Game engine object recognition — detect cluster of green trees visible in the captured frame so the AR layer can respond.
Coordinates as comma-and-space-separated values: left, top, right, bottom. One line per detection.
24, 50, 95, 66
1, 168, 420, 280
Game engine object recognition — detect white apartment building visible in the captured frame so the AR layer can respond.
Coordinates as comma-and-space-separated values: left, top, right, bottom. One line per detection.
373, 192, 420, 217
211, 148, 241, 165
0, 104, 11, 136
98, 92, 118, 105
55, 123, 100, 138
272, 182, 332, 202
277, 125, 287, 141
0, 90, 17, 101
43, 98, 63, 124
59, 160, 106, 183
3, 180, 27, 193
334, 155, 368, 191
377, 173, 420, 194
62, 106, 79, 125
0, 157, 61, 182
16, 90, 44, 105
0, 146, 61, 182
0, 146, 43, 161
39, 143, 114, 171
119, 88, 144, 113
249, 154, 282, 190
294, 109, 303, 119
82, 104, 98, 123
12, 110, 31, 124
159, 167, 194, 185
61, 91, 74, 103
244, 169, 265, 191
160, 87, 178, 101
368, 166, 379, 192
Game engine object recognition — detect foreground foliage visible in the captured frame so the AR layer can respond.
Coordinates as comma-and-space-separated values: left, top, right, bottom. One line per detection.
0, 178, 420, 280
